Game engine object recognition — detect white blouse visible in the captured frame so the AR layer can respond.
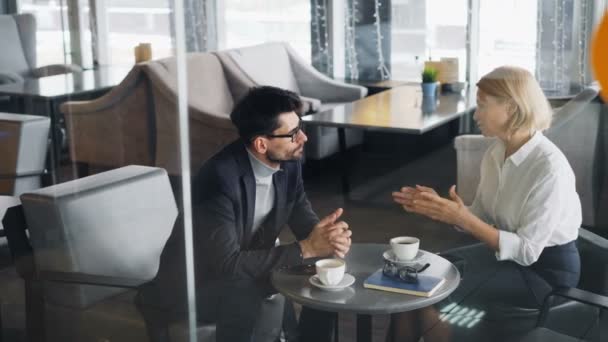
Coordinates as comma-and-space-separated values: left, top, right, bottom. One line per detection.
469, 131, 581, 266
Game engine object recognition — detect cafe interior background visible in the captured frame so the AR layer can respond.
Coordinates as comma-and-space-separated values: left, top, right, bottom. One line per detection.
0, 0, 607, 341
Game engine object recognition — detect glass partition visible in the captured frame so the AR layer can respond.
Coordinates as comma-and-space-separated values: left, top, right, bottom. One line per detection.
0, 1, 606, 341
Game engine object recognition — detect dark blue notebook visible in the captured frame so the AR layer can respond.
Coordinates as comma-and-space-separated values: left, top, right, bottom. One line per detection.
363, 269, 446, 297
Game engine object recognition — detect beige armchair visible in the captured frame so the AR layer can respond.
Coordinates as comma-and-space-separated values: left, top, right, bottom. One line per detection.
141, 53, 251, 175
215, 42, 368, 160
61, 53, 252, 175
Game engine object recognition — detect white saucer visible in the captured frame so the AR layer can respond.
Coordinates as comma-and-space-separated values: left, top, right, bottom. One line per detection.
309, 273, 355, 292
383, 249, 425, 265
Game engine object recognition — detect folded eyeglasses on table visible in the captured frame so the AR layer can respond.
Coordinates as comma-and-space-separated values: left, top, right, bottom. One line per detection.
382, 260, 431, 283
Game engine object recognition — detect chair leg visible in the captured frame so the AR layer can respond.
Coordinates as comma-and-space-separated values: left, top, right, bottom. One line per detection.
75, 162, 90, 178
144, 322, 171, 342
0, 299, 3, 342
140, 308, 172, 342
25, 281, 45, 342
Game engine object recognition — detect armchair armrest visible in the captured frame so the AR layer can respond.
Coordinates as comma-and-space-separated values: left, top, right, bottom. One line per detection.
0, 71, 24, 85
284, 43, 367, 102
0, 170, 46, 179
31, 64, 82, 78
549, 85, 600, 131
38, 270, 144, 289
537, 287, 608, 327
454, 134, 495, 151
60, 66, 143, 114
579, 228, 608, 251
454, 135, 495, 204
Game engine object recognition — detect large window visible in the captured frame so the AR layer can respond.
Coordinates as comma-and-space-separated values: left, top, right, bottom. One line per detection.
103, 0, 173, 65
391, 0, 467, 81
477, 0, 538, 78
19, 0, 173, 67
19, 0, 69, 66
220, 0, 311, 63
477, 0, 592, 94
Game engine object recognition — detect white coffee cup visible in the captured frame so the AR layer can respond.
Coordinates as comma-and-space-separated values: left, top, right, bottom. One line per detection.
315, 259, 346, 286
390, 236, 420, 261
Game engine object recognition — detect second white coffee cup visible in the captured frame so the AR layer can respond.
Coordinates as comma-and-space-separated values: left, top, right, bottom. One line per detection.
390, 236, 420, 261
315, 258, 346, 286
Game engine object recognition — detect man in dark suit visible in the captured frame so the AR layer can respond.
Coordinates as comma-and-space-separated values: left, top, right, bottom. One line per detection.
138, 86, 352, 342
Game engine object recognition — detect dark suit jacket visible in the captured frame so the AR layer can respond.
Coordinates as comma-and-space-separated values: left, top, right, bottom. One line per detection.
140, 140, 319, 310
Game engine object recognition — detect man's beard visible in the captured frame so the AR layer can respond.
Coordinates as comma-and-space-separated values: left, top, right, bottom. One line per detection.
266, 146, 303, 163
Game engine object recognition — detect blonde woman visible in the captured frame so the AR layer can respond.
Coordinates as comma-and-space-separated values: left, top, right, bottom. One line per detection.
390, 66, 581, 341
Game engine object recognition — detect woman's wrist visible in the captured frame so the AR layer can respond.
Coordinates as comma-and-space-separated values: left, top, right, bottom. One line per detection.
456, 210, 476, 231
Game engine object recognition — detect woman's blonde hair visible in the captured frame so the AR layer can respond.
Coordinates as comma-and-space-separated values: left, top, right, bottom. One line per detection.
477, 66, 552, 133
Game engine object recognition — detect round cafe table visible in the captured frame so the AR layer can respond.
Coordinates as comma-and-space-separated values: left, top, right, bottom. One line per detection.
271, 243, 460, 342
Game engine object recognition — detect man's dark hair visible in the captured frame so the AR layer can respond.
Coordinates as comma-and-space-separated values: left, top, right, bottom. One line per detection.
230, 86, 303, 143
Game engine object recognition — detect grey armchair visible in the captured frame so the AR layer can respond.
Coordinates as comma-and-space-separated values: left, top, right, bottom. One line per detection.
0, 13, 81, 85
2, 165, 288, 342
215, 41, 368, 159
0, 113, 49, 196
3, 166, 177, 341
518, 229, 608, 341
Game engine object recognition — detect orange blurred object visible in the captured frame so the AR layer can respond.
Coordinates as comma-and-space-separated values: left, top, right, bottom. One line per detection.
591, 11, 608, 102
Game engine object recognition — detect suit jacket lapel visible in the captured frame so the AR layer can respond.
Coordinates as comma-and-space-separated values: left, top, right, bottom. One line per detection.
271, 168, 287, 233
233, 141, 256, 244
241, 173, 255, 243
233, 141, 288, 245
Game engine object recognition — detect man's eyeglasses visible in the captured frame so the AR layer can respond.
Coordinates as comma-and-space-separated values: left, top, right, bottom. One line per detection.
266, 119, 303, 143
382, 260, 430, 284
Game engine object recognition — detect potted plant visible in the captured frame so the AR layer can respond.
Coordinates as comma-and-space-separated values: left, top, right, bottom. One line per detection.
421, 66, 439, 97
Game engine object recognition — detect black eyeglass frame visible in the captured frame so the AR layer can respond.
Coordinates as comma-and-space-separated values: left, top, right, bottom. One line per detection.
382, 260, 431, 284
265, 118, 303, 143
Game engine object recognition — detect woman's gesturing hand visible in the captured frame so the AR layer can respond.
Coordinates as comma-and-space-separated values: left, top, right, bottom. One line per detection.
392, 186, 418, 212
392, 185, 439, 214
393, 185, 471, 227
413, 185, 471, 226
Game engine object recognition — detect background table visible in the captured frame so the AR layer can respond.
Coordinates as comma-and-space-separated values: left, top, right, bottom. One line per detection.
0, 66, 130, 183
302, 85, 476, 200
272, 243, 460, 342
303, 85, 474, 134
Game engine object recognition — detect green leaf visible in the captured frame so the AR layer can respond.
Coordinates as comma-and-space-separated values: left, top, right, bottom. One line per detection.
421, 67, 439, 83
